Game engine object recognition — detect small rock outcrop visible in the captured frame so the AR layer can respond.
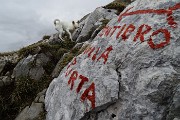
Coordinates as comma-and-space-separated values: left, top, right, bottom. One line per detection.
15, 89, 47, 120
45, 0, 180, 120
73, 7, 117, 43
13, 53, 50, 81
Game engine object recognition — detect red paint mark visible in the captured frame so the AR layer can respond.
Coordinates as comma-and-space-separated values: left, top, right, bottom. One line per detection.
68, 71, 78, 90
110, 26, 121, 37
99, 27, 107, 37
118, 3, 180, 28
169, 3, 180, 10
81, 82, 96, 109
105, 26, 112, 37
121, 24, 135, 40
84, 47, 92, 54
76, 75, 89, 93
65, 68, 73, 77
92, 47, 100, 61
88, 47, 96, 58
67, 57, 77, 70
97, 46, 113, 64
116, 24, 126, 39
134, 24, 152, 42
148, 28, 170, 49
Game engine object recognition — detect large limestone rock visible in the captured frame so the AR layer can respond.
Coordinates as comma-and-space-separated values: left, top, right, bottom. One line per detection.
15, 103, 44, 120
45, 0, 180, 120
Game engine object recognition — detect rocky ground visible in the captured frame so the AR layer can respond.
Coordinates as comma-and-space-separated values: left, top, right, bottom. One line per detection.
1, 0, 180, 120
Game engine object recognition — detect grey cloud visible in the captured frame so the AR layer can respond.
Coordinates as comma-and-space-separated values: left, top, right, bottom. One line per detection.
0, 0, 112, 52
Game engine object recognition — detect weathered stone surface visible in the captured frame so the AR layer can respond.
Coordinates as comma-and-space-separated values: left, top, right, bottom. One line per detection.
13, 53, 50, 80
75, 7, 117, 43
16, 89, 47, 120
166, 83, 180, 120
49, 33, 62, 45
0, 60, 7, 75
46, 0, 180, 120
13, 55, 36, 78
15, 102, 44, 120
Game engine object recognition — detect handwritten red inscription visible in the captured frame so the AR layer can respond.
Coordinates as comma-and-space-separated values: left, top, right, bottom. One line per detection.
118, 3, 180, 28
83, 45, 113, 64
148, 28, 170, 49
99, 3, 180, 49
134, 24, 152, 42
65, 58, 96, 109
67, 70, 96, 109
99, 23, 172, 49
81, 82, 95, 109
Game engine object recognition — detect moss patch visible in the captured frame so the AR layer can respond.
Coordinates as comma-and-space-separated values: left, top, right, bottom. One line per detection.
18, 39, 76, 58
57, 53, 74, 73
103, 1, 127, 15
99, 19, 110, 30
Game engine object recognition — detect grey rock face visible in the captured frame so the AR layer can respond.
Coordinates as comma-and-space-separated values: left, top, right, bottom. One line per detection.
0, 60, 7, 75
75, 7, 117, 43
166, 83, 180, 120
15, 89, 47, 120
49, 33, 63, 45
15, 103, 44, 120
46, 0, 180, 120
13, 53, 50, 80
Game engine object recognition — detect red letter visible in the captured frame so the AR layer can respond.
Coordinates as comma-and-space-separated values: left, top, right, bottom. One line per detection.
134, 24, 152, 42
65, 68, 73, 77
121, 24, 135, 40
81, 82, 96, 109
148, 29, 170, 49
105, 26, 112, 37
88, 47, 95, 58
84, 47, 92, 54
110, 26, 121, 37
76, 75, 89, 93
68, 71, 78, 90
116, 24, 126, 39
92, 47, 100, 61
67, 57, 77, 70
99, 27, 107, 37
97, 46, 113, 64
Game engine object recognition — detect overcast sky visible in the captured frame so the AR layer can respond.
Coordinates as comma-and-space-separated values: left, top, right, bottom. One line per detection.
0, 0, 112, 52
